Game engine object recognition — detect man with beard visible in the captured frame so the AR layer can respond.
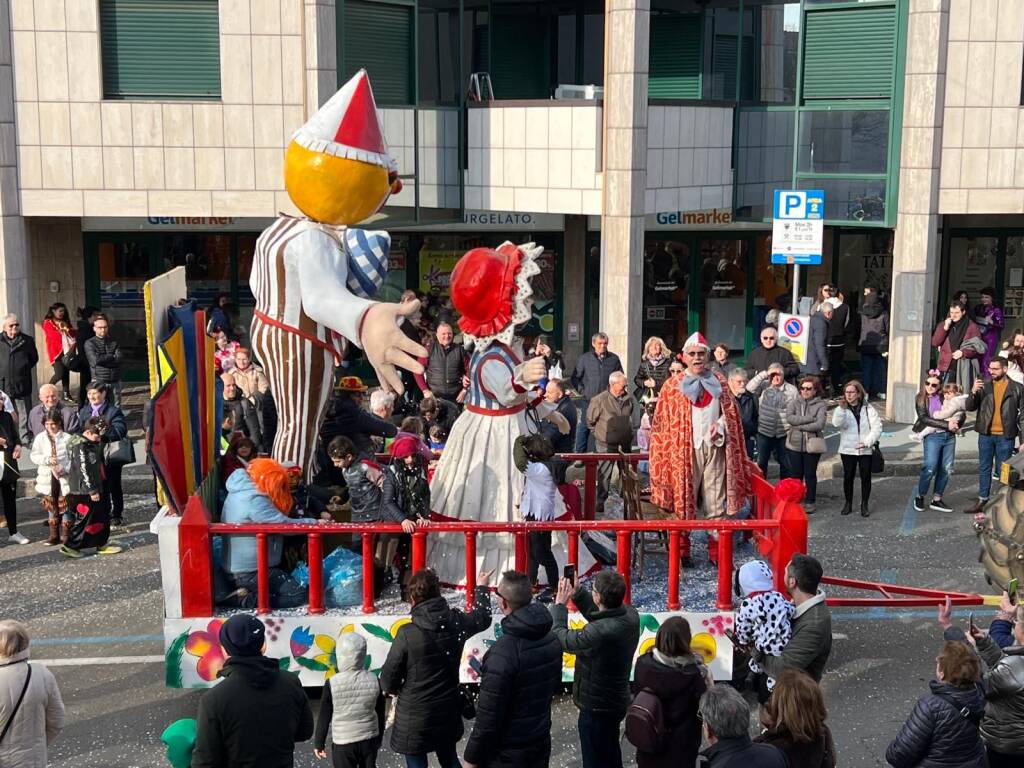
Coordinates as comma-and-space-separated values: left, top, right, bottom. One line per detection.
964, 357, 1024, 515
931, 300, 983, 386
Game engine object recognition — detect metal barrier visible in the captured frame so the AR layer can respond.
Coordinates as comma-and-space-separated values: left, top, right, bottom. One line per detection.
177, 457, 809, 618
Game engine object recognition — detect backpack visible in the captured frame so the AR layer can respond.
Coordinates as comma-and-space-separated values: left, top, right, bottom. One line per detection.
625, 687, 667, 753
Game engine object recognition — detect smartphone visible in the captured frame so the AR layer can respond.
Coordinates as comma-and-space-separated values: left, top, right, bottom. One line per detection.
563, 564, 576, 583
1009, 578, 1019, 605
968, 612, 976, 634
723, 628, 740, 645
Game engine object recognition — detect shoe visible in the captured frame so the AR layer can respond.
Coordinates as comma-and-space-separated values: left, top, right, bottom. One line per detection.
45, 521, 59, 546
8, 532, 29, 545
804, 503, 816, 515
913, 497, 925, 512
97, 545, 123, 555
841, 501, 853, 516
110, 517, 124, 528
536, 586, 554, 604
59, 545, 84, 558
964, 499, 986, 515
860, 502, 871, 517
930, 499, 953, 513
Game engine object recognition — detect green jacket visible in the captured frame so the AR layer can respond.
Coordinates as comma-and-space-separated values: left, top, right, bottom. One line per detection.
759, 591, 832, 682
549, 589, 640, 717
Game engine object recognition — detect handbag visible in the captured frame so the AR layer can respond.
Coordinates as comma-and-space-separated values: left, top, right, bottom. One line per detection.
805, 435, 827, 454
870, 443, 885, 473
104, 438, 136, 467
62, 345, 86, 372
0, 664, 31, 744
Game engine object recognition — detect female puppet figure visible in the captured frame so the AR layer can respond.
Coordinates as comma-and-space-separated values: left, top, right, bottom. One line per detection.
426, 243, 592, 584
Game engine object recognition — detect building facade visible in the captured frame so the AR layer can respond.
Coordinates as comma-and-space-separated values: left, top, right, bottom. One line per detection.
0, 0, 998, 423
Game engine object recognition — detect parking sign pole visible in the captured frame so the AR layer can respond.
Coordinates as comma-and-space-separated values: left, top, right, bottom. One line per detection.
792, 264, 800, 314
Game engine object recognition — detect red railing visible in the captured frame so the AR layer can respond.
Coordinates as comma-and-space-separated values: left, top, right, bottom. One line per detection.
176, 457, 809, 618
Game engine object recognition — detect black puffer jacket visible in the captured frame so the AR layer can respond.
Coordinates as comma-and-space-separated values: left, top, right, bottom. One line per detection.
550, 589, 640, 718
379, 589, 491, 755
463, 603, 562, 767
630, 651, 707, 768
0, 331, 38, 397
633, 357, 673, 401
735, 390, 758, 440
83, 336, 122, 383
191, 655, 314, 768
885, 681, 987, 768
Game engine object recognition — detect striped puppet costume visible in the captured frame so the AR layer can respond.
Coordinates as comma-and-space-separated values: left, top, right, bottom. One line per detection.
252, 70, 423, 481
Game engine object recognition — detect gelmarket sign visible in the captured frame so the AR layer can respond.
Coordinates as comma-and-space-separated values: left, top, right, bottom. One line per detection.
83, 217, 275, 232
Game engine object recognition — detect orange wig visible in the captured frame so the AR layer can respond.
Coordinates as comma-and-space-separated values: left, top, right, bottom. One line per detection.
247, 458, 294, 515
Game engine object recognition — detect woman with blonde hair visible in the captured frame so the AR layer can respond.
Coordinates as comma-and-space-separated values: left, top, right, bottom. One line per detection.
831, 379, 882, 517
0, 619, 65, 768
633, 336, 673, 402
755, 669, 835, 767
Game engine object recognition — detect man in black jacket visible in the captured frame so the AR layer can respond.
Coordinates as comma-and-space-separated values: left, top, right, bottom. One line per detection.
745, 327, 799, 383
571, 332, 623, 453
221, 373, 264, 452
380, 568, 493, 768
550, 570, 640, 768
964, 356, 1024, 515
191, 614, 314, 768
83, 313, 122, 406
540, 380, 577, 454
318, 378, 397, 458
699, 685, 787, 767
0, 313, 39, 443
728, 369, 758, 458
463, 571, 561, 768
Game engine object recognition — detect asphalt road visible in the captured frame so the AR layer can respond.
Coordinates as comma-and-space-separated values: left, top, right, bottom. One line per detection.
0, 472, 997, 768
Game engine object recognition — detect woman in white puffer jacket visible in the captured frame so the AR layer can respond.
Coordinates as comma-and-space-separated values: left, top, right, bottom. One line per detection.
0, 620, 65, 768
831, 379, 882, 518
29, 409, 72, 547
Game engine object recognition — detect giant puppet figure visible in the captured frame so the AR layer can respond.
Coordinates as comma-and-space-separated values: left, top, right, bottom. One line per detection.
425, 243, 594, 584
250, 71, 425, 480
648, 332, 751, 563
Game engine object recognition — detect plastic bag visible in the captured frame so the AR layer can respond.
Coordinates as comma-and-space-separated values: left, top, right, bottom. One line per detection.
291, 561, 309, 587
291, 547, 364, 607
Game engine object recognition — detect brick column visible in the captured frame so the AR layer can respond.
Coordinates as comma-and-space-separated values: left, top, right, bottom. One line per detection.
600, 0, 649, 378
887, 0, 949, 422
0, 0, 30, 325
304, 0, 338, 112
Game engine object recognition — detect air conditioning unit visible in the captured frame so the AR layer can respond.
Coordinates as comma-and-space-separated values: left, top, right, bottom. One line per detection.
554, 84, 604, 100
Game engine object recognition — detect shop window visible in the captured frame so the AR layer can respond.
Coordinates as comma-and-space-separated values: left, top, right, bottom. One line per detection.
1004, 238, 1024, 340
946, 236, 999, 311
164, 234, 232, 303
835, 231, 894, 337
100, 0, 220, 100
340, 0, 414, 105
642, 239, 690, 352
797, 110, 889, 175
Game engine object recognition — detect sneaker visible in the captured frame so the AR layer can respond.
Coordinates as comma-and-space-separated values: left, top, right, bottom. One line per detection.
59, 545, 84, 558
929, 499, 953, 513
97, 545, 123, 555
804, 503, 816, 515
913, 496, 925, 512
8, 532, 29, 545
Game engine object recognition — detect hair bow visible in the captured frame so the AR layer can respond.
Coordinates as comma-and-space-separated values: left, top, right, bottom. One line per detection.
927, 369, 940, 377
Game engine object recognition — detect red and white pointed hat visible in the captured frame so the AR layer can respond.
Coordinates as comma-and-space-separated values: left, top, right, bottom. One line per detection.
683, 331, 709, 351
291, 69, 397, 172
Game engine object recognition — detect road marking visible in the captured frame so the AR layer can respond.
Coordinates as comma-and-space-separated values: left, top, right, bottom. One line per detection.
898, 494, 919, 536
36, 655, 164, 667
33, 634, 162, 646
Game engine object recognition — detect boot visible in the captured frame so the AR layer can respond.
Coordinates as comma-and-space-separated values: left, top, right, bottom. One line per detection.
860, 501, 871, 517
45, 519, 59, 546
840, 501, 853, 516
964, 499, 986, 515
60, 520, 71, 545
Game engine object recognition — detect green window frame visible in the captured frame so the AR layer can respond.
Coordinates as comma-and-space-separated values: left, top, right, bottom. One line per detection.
338, 0, 416, 106
100, 0, 221, 100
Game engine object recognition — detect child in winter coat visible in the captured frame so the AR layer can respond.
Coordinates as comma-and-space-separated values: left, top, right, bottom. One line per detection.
313, 633, 385, 767
30, 407, 72, 546
381, 435, 430, 597
514, 433, 559, 597
328, 435, 384, 525
735, 560, 794, 692
911, 383, 968, 442
62, 417, 121, 557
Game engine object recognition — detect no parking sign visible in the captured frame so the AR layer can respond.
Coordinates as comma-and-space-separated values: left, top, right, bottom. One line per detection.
778, 313, 809, 365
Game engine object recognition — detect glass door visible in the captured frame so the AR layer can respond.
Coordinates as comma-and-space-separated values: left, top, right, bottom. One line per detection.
692, 236, 753, 357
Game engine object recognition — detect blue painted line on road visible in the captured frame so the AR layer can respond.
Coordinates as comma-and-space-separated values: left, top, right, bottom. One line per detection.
898, 494, 919, 536
834, 608, 995, 622
33, 634, 162, 646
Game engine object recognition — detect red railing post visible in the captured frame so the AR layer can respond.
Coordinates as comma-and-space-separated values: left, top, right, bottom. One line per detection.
567, 530, 579, 573
772, 500, 809, 593
514, 530, 528, 573
256, 532, 270, 615
667, 530, 681, 610
412, 531, 427, 573
308, 533, 324, 615
583, 461, 598, 520
362, 533, 376, 614
716, 530, 734, 612
178, 495, 214, 618
616, 529, 631, 604
465, 532, 477, 609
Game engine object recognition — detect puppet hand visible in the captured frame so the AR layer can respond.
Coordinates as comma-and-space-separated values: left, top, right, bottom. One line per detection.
360, 301, 427, 394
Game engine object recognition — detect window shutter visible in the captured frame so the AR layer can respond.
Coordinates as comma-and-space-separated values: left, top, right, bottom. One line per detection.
802, 7, 896, 100
648, 15, 702, 99
341, 1, 414, 105
100, 0, 221, 99
490, 12, 551, 100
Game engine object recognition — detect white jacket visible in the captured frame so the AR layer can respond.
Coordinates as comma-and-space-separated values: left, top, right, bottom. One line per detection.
29, 432, 71, 497
0, 651, 65, 768
831, 401, 882, 456
328, 634, 381, 746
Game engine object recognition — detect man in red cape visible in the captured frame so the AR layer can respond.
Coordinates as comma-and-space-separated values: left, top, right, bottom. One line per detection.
649, 332, 750, 565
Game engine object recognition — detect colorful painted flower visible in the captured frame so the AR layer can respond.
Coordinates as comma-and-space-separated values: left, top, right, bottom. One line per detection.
562, 652, 576, 669
314, 633, 337, 677
638, 637, 656, 657
184, 620, 226, 681
691, 632, 717, 664
290, 626, 314, 657
390, 618, 411, 638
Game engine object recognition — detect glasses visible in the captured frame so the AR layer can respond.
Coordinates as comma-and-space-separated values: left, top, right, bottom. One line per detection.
800, 385, 815, 391
761, 336, 776, 341
684, 351, 706, 358
925, 382, 940, 389
6, 323, 19, 328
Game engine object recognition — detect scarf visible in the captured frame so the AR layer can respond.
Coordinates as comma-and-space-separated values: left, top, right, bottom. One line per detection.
646, 353, 665, 367
680, 370, 723, 404
653, 648, 698, 669
90, 405, 102, 417
947, 315, 970, 352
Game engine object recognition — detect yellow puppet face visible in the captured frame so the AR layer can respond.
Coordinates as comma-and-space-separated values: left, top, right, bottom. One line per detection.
284, 140, 391, 226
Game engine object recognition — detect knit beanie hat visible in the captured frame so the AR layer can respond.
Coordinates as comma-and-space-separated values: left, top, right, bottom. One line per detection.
738, 560, 774, 597
219, 614, 266, 657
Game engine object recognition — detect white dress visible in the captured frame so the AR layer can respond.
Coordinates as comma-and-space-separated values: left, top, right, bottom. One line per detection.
427, 341, 595, 584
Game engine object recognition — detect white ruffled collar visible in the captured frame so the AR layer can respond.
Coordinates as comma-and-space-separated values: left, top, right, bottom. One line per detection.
463, 241, 543, 350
